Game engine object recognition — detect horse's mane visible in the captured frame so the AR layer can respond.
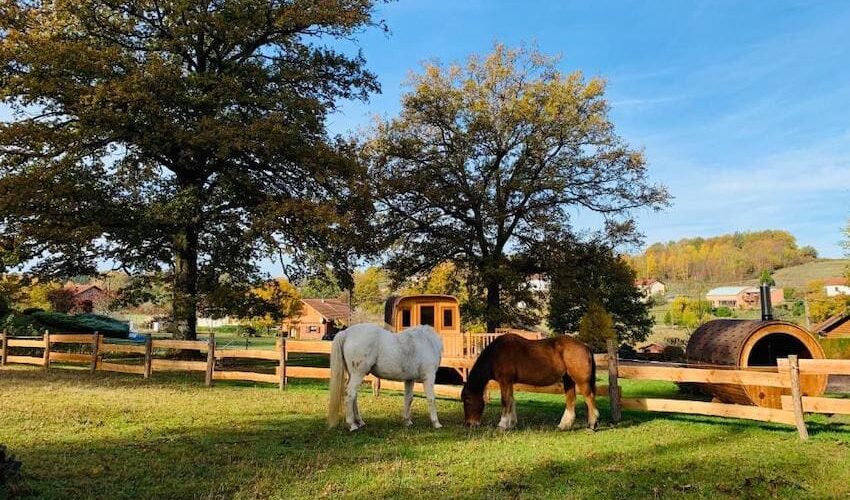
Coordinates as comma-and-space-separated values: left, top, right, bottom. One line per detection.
465, 338, 498, 396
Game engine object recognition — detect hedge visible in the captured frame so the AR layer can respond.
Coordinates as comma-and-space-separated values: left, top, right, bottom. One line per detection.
2, 311, 129, 338
821, 338, 850, 359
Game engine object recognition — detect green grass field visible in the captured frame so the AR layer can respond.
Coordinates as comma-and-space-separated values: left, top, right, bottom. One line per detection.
768, 259, 850, 290
1, 366, 849, 499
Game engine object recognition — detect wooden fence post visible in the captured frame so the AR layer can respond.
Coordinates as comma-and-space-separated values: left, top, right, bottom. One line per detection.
607, 339, 621, 424
1, 329, 7, 366
43, 330, 51, 372
205, 333, 215, 387
278, 336, 287, 391
90, 331, 100, 373
788, 355, 809, 440
143, 334, 153, 379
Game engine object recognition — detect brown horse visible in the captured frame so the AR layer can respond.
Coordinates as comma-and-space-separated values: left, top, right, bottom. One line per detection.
461, 334, 599, 430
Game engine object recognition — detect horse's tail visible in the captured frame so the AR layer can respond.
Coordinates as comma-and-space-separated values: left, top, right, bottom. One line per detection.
327, 330, 348, 428
589, 347, 597, 396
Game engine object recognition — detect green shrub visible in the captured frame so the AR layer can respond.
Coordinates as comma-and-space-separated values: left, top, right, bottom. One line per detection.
2, 311, 129, 338
712, 306, 733, 317
2, 313, 41, 336
0, 294, 9, 317
31, 311, 129, 338
822, 338, 850, 359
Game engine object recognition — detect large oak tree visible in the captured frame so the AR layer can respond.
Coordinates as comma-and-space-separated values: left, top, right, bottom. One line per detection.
0, 0, 383, 339
367, 44, 669, 331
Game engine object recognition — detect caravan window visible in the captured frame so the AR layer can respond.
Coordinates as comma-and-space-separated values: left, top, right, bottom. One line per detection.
443, 308, 454, 328
420, 306, 435, 327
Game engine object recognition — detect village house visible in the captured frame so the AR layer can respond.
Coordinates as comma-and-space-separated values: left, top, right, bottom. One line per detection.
528, 273, 550, 293
812, 311, 850, 339
823, 277, 850, 297
63, 281, 108, 312
283, 298, 350, 340
705, 286, 784, 309
638, 343, 666, 355
634, 278, 667, 302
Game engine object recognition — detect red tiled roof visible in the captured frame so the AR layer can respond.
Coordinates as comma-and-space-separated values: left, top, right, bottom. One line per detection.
63, 283, 104, 297
823, 277, 848, 286
301, 299, 350, 322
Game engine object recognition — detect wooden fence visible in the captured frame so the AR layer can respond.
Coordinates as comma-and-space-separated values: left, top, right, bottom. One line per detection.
0, 330, 602, 398
609, 349, 850, 440
2, 332, 848, 439
0, 330, 288, 388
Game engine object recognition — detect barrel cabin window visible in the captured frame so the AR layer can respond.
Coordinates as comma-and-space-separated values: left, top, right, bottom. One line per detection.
401, 309, 411, 328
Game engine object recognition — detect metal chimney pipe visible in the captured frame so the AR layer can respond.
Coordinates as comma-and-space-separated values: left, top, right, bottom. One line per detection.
760, 283, 773, 321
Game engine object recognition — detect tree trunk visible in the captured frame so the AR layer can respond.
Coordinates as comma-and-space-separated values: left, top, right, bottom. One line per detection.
172, 224, 199, 341
486, 281, 501, 333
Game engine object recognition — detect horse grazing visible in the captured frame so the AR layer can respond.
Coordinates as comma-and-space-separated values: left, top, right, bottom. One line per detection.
461, 334, 599, 430
327, 323, 444, 431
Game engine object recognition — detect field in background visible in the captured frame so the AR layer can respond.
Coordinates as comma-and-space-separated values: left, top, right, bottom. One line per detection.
659, 259, 850, 298
767, 259, 850, 290
1, 366, 849, 499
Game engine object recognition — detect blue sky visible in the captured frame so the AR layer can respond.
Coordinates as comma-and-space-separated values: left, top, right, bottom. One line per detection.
328, 0, 850, 257
3, 1, 848, 270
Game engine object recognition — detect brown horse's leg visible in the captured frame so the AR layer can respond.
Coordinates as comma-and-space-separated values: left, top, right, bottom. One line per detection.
576, 379, 599, 430
558, 376, 577, 431
498, 383, 515, 430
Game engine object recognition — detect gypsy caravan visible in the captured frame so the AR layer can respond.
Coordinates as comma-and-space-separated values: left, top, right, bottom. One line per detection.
383, 294, 461, 336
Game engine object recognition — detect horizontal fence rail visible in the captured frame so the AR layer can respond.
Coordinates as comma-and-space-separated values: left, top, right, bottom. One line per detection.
2, 330, 848, 440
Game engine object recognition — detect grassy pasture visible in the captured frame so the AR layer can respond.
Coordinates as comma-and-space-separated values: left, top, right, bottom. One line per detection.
1, 366, 849, 499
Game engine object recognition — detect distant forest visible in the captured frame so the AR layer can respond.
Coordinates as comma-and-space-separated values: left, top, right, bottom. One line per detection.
626, 230, 818, 283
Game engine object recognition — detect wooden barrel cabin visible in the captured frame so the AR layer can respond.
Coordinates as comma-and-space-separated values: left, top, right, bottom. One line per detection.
685, 318, 827, 408
383, 294, 461, 336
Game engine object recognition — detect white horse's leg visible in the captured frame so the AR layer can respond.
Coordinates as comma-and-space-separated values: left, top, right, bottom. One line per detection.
403, 380, 414, 426
353, 388, 365, 428
345, 370, 366, 431
423, 375, 442, 429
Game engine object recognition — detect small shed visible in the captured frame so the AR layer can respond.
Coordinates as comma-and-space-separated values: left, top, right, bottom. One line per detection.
284, 298, 350, 340
812, 311, 850, 339
383, 295, 461, 336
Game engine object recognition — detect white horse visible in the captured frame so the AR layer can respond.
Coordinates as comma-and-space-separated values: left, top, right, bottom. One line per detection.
327, 323, 443, 431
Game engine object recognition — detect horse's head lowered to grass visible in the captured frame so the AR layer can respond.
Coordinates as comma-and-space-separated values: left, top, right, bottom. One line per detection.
460, 385, 486, 426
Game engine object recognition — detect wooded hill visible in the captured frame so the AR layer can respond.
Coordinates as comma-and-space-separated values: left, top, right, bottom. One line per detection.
627, 230, 819, 283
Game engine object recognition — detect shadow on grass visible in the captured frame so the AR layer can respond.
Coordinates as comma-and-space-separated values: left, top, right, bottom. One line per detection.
3, 366, 850, 499
9, 411, 840, 499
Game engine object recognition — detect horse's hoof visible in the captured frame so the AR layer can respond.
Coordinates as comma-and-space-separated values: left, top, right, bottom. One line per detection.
403, 419, 413, 427
432, 422, 443, 429
349, 424, 361, 432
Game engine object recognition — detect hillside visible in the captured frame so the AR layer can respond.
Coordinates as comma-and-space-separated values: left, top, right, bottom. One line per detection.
758, 258, 850, 290
658, 259, 850, 297
627, 230, 820, 284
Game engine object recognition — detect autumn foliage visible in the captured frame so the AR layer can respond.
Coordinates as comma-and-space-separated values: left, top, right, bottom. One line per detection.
627, 230, 817, 283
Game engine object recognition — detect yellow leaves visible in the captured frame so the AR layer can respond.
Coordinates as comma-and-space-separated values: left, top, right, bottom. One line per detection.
250, 278, 302, 320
